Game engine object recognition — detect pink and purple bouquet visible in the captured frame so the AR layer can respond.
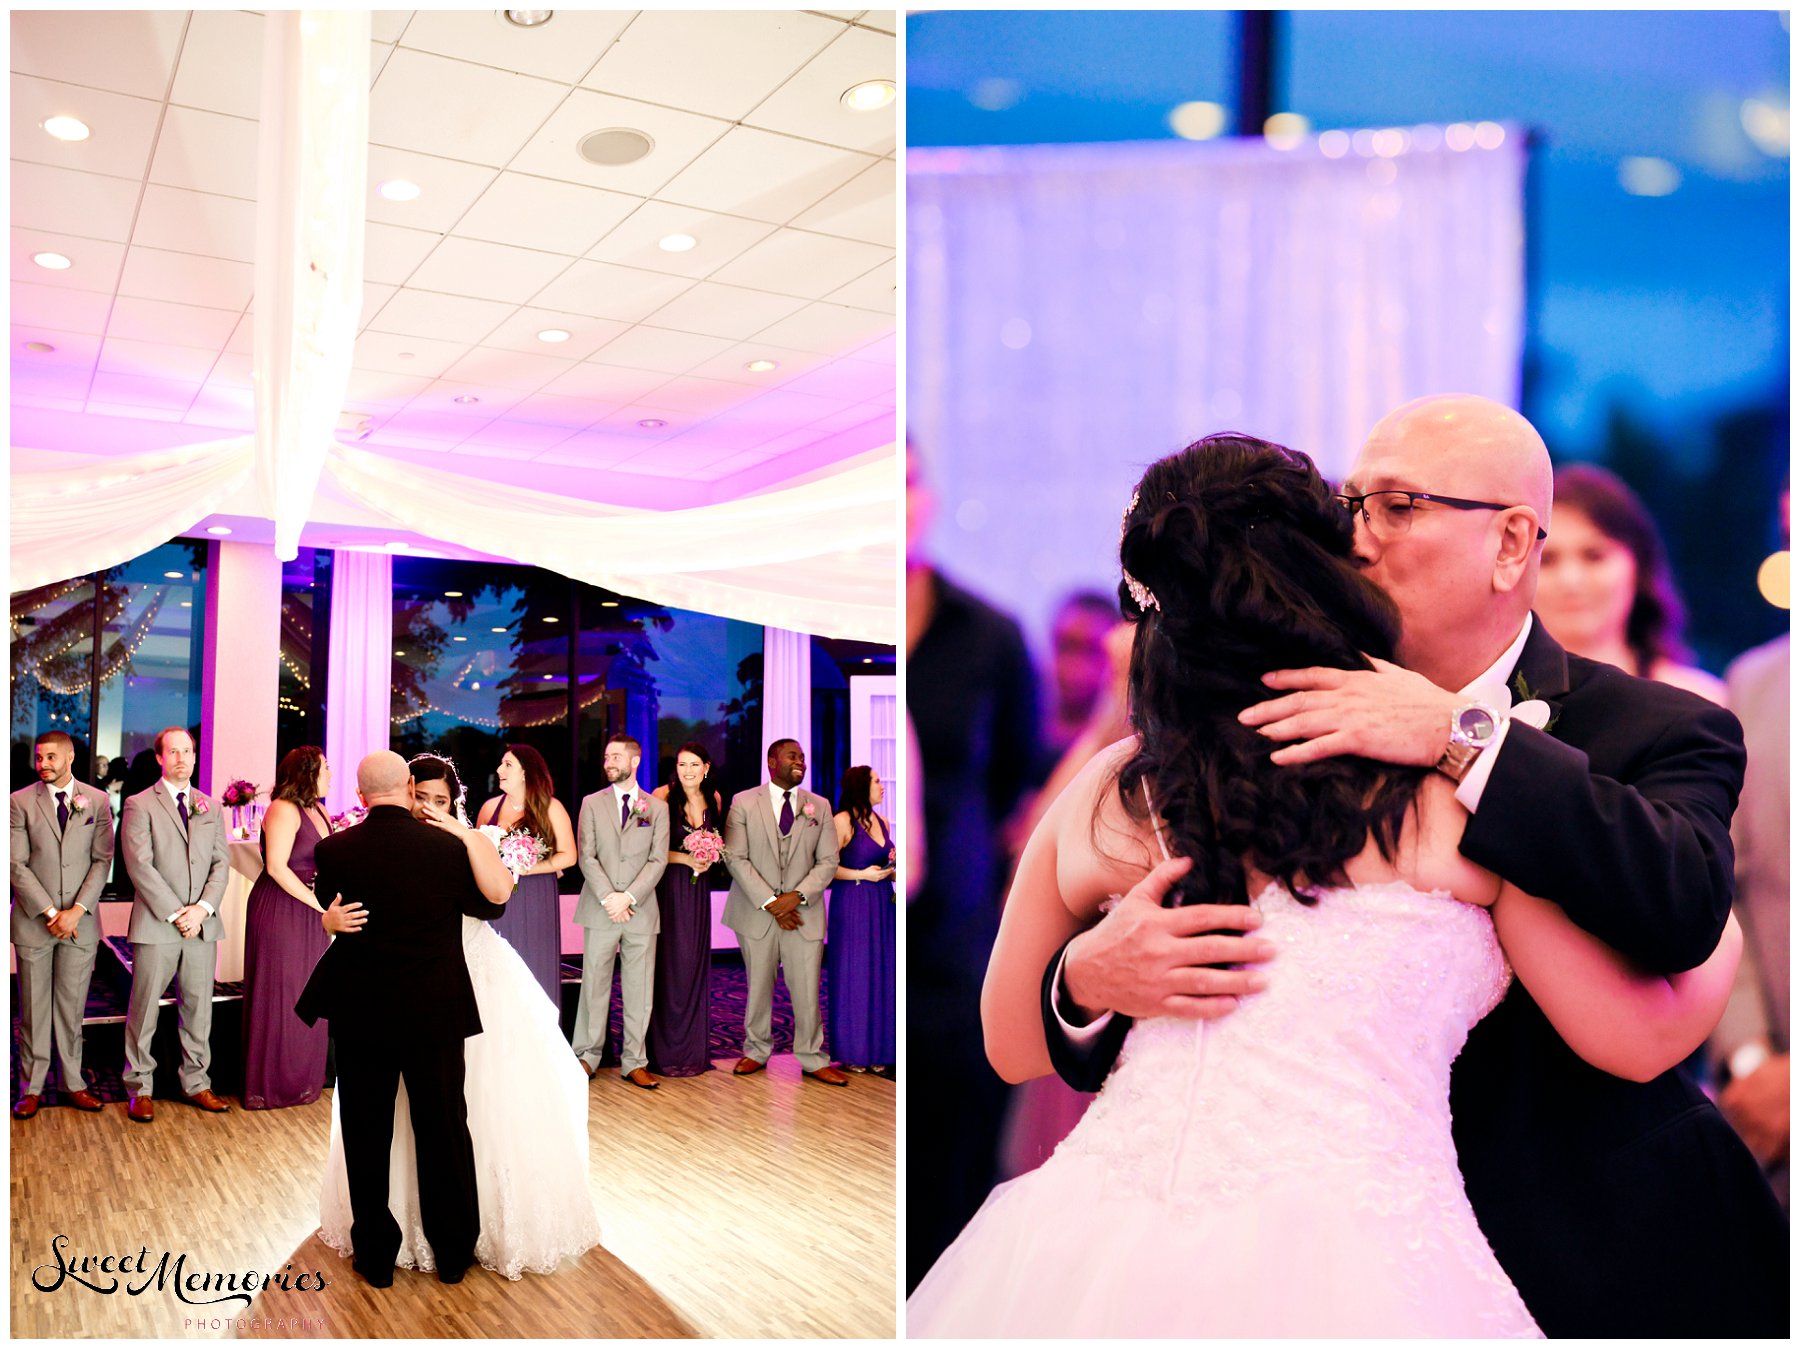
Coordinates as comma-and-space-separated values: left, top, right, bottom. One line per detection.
331, 807, 367, 831
220, 778, 260, 808
480, 825, 547, 883
685, 827, 725, 874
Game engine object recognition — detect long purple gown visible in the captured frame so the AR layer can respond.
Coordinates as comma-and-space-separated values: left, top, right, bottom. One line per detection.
241, 807, 332, 1109
826, 816, 897, 1067
648, 808, 717, 1076
489, 868, 564, 1009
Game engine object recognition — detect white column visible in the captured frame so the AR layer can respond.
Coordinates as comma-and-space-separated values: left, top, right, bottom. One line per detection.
199, 540, 282, 796
760, 627, 813, 790
324, 549, 392, 813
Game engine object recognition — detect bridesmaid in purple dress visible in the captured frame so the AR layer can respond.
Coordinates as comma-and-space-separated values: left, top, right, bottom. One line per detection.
827, 766, 898, 1072
648, 742, 724, 1076
241, 746, 334, 1109
475, 744, 574, 1009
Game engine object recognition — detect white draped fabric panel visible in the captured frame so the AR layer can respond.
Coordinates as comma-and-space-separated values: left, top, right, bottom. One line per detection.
761, 628, 813, 792
909, 132, 1526, 644
323, 549, 392, 814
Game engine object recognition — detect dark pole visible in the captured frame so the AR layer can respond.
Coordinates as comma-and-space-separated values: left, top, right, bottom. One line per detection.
1234, 10, 1280, 136
566, 577, 579, 802
1518, 127, 1548, 419
86, 571, 102, 778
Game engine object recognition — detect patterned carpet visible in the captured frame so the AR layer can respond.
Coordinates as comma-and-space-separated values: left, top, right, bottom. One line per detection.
10, 938, 893, 1106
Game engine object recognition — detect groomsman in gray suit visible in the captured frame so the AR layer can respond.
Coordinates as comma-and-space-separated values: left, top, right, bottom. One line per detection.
572, 734, 669, 1089
10, 730, 112, 1118
722, 738, 847, 1085
118, 727, 231, 1122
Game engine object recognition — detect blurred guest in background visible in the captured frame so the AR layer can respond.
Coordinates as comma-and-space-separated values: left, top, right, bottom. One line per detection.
1537, 464, 1725, 704
241, 746, 333, 1110
649, 743, 724, 1078
1043, 591, 1122, 764
828, 766, 897, 1074
905, 438, 1041, 1288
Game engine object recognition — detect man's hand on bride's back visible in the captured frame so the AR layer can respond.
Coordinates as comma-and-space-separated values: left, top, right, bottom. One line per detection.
1063, 857, 1275, 1023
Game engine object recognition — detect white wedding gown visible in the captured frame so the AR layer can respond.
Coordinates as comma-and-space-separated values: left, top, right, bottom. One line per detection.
319, 916, 602, 1280
908, 880, 1542, 1337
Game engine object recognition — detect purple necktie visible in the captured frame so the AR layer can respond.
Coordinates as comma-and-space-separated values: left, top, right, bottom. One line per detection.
779, 790, 794, 834
55, 790, 68, 832
177, 791, 189, 829
620, 795, 631, 830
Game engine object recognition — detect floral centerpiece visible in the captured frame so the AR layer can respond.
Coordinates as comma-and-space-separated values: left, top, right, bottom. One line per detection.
221, 778, 261, 838
480, 825, 548, 884
685, 827, 725, 876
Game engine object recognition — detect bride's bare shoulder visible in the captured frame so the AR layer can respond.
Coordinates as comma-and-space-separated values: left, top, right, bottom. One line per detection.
1048, 736, 1156, 917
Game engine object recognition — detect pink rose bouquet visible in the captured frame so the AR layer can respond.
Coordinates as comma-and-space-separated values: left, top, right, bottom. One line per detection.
685, 827, 725, 875
481, 826, 547, 883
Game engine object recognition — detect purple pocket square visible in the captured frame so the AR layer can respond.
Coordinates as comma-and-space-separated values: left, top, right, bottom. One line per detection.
636, 818, 650, 828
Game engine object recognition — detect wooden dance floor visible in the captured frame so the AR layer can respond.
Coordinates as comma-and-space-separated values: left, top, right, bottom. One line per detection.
10, 1055, 896, 1338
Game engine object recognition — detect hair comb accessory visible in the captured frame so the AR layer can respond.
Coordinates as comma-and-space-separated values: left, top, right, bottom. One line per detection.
1120, 487, 1161, 612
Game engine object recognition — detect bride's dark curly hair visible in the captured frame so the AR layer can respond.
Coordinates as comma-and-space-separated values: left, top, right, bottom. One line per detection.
1112, 433, 1427, 907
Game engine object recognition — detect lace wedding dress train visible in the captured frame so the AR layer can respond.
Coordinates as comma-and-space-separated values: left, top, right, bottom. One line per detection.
908, 881, 1542, 1337
319, 916, 601, 1280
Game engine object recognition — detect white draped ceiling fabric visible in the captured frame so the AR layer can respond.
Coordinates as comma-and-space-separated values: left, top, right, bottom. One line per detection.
909, 130, 1526, 645
323, 549, 393, 815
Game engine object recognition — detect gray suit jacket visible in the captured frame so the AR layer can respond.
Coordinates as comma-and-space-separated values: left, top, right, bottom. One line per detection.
575, 786, 669, 933
120, 783, 229, 945
10, 779, 111, 948
721, 785, 839, 943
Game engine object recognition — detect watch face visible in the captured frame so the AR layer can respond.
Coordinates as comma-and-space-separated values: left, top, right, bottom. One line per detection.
1458, 707, 1497, 742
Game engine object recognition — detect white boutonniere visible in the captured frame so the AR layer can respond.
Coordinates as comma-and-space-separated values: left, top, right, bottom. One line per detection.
1510, 699, 1552, 731
801, 801, 817, 820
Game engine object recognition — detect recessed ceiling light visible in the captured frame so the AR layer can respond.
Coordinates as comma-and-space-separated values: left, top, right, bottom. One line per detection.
163, 571, 185, 579
43, 115, 90, 142
745, 359, 779, 373
32, 252, 71, 271
397, 351, 415, 360
578, 128, 654, 166
841, 80, 896, 112
452, 394, 480, 405
491, 626, 507, 633
501, 9, 553, 27
658, 233, 698, 253
207, 525, 233, 536
452, 635, 468, 642
179, 601, 192, 608
445, 590, 464, 598
861, 657, 873, 664
23, 341, 55, 354
543, 615, 560, 623
600, 600, 620, 608
637, 418, 667, 429
377, 178, 421, 202
395, 649, 405, 657
537, 328, 570, 343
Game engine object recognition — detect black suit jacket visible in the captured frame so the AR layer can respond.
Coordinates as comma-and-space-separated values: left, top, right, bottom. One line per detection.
1042, 619, 1786, 1335
295, 805, 505, 1045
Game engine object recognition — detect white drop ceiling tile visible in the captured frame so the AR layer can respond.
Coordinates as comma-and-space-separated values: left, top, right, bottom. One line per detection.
169, 9, 265, 120
851, 329, 896, 362
812, 11, 866, 20
108, 297, 241, 349
510, 89, 731, 196
479, 308, 629, 361
11, 163, 140, 244
369, 48, 567, 167
826, 255, 896, 311
352, 329, 472, 379
85, 399, 188, 424
508, 393, 609, 430
14, 351, 98, 392
368, 426, 461, 453
133, 185, 259, 263
362, 221, 444, 287
744, 26, 896, 155
587, 325, 733, 375
366, 288, 515, 344
859, 11, 898, 35
13, 229, 125, 295
361, 283, 399, 322
442, 346, 580, 393
456, 173, 639, 258
580, 403, 688, 437
370, 12, 412, 45
529, 260, 693, 324
532, 429, 657, 470
344, 368, 434, 405
583, 201, 774, 278
453, 420, 577, 455
225, 312, 255, 355
184, 384, 258, 431
581, 11, 839, 120
10, 326, 102, 373
13, 389, 90, 413
779, 356, 893, 402
657, 127, 871, 224
409, 236, 571, 304
397, 10, 632, 84
365, 147, 498, 232
408, 379, 526, 417
789, 160, 894, 246
632, 375, 758, 418
11, 77, 163, 180
370, 41, 397, 86
685, 341, 835, 388
210, 351, 255, 389
376, 406, 489, 444
538, 361, 669, 406
708, 229, 891, 301
118, 246, 254, 309
644, 281, 809, 341
12, 282, 113, 335
706, 387, 846, 437
447, 439, 552, 463
11, 10, 187, 102
864, 385, 896, 410
148, 106, 260, 201
753, 300, 891, 355
86, 371, 200, 412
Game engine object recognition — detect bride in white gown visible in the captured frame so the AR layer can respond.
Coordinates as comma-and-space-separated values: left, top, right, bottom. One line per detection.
318, 754, 601, 1280
907, 437, 1740, 1337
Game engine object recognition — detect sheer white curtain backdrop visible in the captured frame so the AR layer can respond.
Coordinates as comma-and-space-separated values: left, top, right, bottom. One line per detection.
909, 130, 1526, 647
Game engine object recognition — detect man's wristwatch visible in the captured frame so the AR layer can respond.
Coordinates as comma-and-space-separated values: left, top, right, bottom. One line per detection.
1436, 701, 1502, 782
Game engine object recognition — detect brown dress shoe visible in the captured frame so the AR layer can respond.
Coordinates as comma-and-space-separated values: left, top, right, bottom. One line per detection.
185, 1089, 231, 1113
578, 1059, 596, 1079
732, 1057, 766, 1076
803, 1065, 851, 1086
12, 1094, 40, 1120
624, 1067, 660, 1090
64, 1089, 104, 1112
127, 1095, 155, 1123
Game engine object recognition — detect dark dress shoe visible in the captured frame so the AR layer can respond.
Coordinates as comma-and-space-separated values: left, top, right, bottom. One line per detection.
185, 1089, 231, 1112
624, 1068, 660, 1090
64, 1089, 104, 1112
13, 1094, 40, 1120
127, 1095, 155, 1123
354, 1262, 394, 1289
732, 1057, 766, 1076
438, 1265, 469, 1285
803, 1065, 851, 1086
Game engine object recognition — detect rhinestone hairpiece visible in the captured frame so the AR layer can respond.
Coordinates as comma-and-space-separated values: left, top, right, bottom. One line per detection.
1120, 488, 1160, 613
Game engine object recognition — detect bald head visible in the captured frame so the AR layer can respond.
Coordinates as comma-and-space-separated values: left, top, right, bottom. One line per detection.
1360, 394, 1553, 527
357, 751, 411, 802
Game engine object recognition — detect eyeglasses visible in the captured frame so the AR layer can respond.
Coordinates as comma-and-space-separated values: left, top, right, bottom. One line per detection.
1335, 490, 1548, 543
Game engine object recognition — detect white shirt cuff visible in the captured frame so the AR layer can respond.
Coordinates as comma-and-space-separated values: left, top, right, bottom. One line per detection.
197, 900, 214, 917
1453, 716, 1514, 813
1051, 942, 1114, 1044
